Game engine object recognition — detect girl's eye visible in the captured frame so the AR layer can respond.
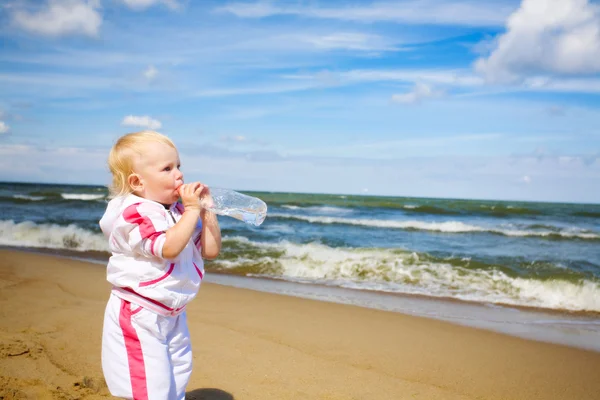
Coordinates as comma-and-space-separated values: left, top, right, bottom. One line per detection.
164, 166, 171, 172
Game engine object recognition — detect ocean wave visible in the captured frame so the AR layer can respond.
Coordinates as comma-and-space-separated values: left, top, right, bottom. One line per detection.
281, 204, 353, 215
260, 195, 557, 217
0, 194, 48, 204
0, 220, 108, 252
13, 194, 45, 201
61, 193, 106, 201
212, 237, 600, 312
402, 204, 460, 215
263, 223, 296, 234
399, 204, 542, 217
2, 217, 599, 312
573, 211, 600, 218
254, 192, 600, 219
0, 192, 106, 204
268, 213, 600, 241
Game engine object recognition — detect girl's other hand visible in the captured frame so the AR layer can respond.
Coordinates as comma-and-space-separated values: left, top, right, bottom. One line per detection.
199, 185, 215, 210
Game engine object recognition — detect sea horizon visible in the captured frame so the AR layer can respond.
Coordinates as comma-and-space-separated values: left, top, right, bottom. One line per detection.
2, 179, 599, 206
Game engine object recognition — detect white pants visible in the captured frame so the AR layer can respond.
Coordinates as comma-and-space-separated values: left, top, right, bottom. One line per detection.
101, 293, 193, 400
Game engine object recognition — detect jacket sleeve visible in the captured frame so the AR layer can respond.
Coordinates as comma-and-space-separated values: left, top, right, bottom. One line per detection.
120, 202, 169, 259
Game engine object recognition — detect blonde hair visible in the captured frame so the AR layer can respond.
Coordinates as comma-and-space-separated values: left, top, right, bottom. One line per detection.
107, 130, 176, 198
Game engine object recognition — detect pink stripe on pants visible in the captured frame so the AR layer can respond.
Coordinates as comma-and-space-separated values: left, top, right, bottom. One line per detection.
119, 299, 149, 400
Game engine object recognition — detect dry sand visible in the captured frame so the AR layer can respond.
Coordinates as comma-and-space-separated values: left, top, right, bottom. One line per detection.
1, 249, 600, 400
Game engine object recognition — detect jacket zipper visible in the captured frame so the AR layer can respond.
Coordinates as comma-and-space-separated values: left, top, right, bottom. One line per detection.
167, 210, 177, 224
167, 207, 183, 311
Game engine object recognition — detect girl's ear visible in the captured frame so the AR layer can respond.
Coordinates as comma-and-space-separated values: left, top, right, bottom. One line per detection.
128, 173, 143, 193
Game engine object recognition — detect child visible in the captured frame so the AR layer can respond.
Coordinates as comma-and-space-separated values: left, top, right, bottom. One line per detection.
99, 130, 221, 400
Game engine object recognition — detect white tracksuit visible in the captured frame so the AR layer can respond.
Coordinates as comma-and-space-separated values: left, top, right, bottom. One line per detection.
99, 194, 205, 400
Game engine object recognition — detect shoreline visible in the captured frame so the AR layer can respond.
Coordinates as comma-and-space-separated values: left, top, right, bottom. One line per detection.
2, 246, 600, 355
3, 245, 600, 354
207, 273, 600, 353
2, 249, 600, 399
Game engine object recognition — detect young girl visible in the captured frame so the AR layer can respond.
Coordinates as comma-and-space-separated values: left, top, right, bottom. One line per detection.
99, 130, 221, 400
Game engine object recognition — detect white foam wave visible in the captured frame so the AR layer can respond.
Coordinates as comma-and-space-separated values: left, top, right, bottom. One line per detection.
268, 213, 600, 240
13, 195, 45, 201
310, 206, 352, 214
218, 237, 600, 312
61, 193, 105, 201
403, 204, 418, 209
282, 205, 352, 215
264, 224, 295, 234
0, 220, 108, 252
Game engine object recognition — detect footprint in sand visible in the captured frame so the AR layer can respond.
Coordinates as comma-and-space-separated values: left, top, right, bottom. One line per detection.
0, 337, 41, 359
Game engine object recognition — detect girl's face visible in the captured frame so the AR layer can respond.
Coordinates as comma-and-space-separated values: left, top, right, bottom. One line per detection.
131, 141, 184, 205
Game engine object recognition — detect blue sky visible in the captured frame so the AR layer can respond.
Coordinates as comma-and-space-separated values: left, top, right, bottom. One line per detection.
1, 0, 600, 202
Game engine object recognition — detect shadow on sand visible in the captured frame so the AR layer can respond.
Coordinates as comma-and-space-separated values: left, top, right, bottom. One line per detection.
186, 388, 235, 400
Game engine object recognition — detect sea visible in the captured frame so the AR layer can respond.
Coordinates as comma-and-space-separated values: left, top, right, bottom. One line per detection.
2, 181, 600, 351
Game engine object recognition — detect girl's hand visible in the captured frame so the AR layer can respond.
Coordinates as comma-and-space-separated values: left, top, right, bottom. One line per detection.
178, 183, 203, 212
199, 185, 215, 210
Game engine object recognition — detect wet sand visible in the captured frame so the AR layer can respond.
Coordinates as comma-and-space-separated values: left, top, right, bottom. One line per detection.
1, 249, 600, 399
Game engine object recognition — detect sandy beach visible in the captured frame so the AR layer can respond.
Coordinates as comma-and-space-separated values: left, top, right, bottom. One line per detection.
1, 249, 600, 400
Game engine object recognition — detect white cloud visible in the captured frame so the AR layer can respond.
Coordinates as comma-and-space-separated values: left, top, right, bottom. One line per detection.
12, 0, 102, 37
545, 105, 567, 116
292, 69, 484, 87
476, 0, 600, 83
121, 115, 162, 130
121, 0, 180, 11
220, 135, 246, 143
391, 82, 444, 104
290, 68, 600, 95
299, 32, 398, 51
216, 135, 269, 146
217, 1, 515, 27
194, 82, 318, 97
289, 133, 504, 158
227, 106, 288, 119
143, 65, 158, 80
0, 144, 32, 155
522, 175, 532, 184
209, 31, 402, 54
217, 2, 277, 18
0, 121, 10, 134
0, 143, 106, 184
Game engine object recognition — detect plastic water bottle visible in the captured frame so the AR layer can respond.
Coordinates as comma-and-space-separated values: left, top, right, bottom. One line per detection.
201, 187, 267, 226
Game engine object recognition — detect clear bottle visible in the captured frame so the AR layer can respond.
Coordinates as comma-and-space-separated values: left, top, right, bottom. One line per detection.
200, 187, 267, 226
